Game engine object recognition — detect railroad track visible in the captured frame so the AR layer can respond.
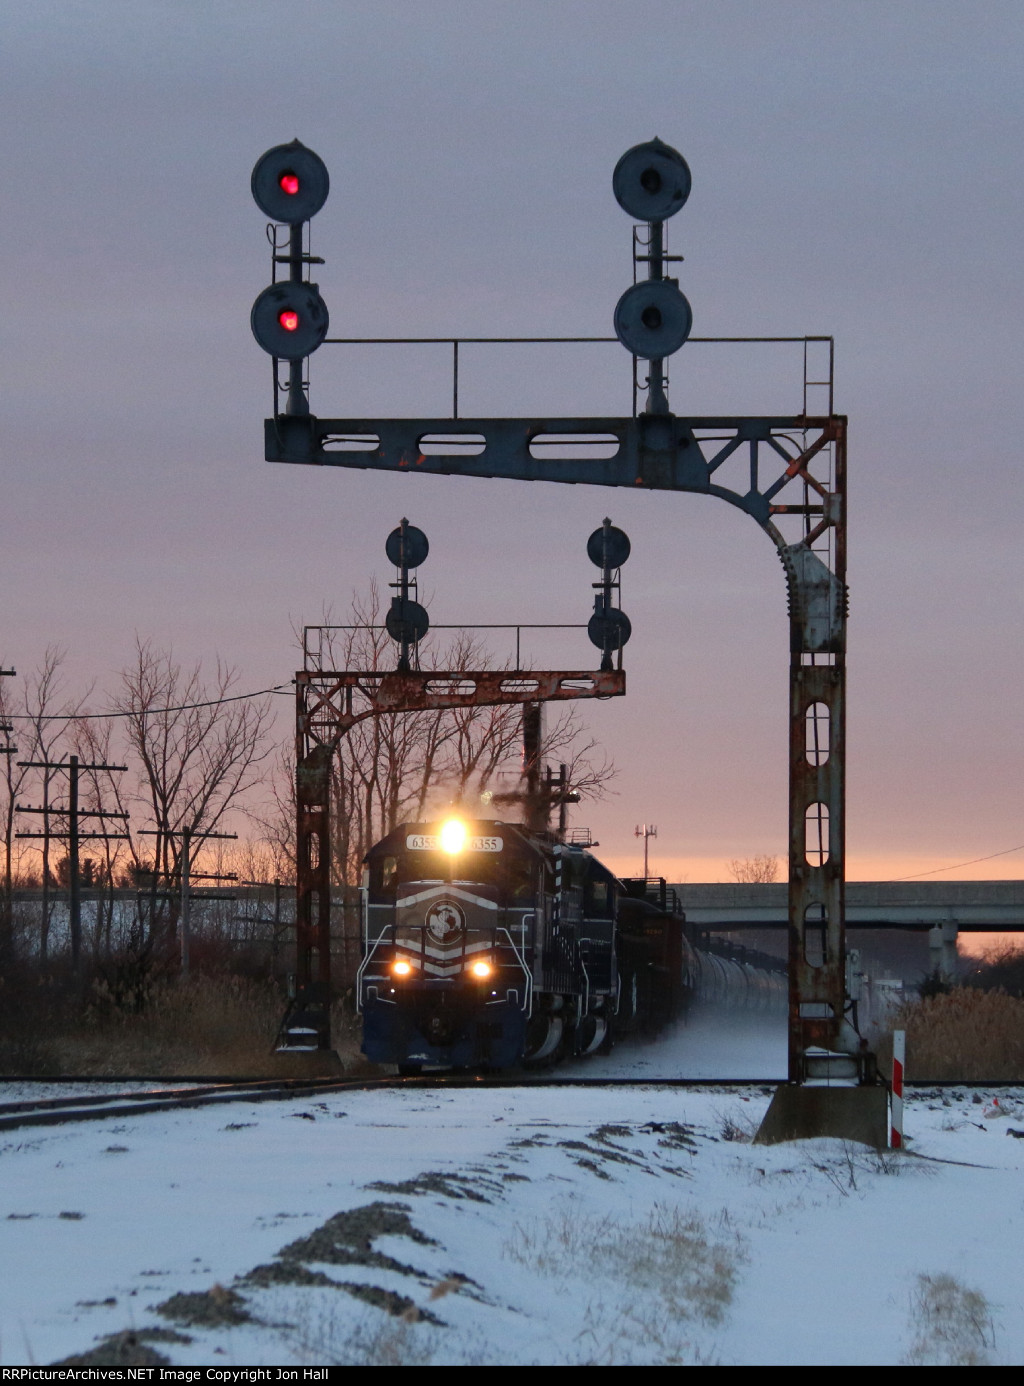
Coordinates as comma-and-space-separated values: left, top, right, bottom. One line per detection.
0, 1074, 781, 1133
0, 1077, 395, 1133
0, 1075, 1018, 1135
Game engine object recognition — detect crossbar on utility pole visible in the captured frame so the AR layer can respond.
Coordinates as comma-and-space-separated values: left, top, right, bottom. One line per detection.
17, 756, 127, 969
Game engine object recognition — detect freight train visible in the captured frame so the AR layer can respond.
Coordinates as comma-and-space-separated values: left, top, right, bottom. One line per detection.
356, 815, 698, 1071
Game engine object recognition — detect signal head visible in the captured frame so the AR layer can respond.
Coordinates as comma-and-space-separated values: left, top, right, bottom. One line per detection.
386, 596, 430, 646
250, 281, 330, 359
587, 523, 631, 570
613, 138, 691, 221
385, 523, 430, 569
613, 279, 692, 360
251, 140, 330, 223
588, 606, 632, 653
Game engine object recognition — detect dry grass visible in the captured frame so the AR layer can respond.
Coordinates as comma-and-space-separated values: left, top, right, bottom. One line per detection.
505, 1202, 743, 1363
0, 973, 377, 1078
876, 988, 1024, 1080
60, 974, 290, 1076
903, 1273, 995, 1366
279, 1302, 443, 1367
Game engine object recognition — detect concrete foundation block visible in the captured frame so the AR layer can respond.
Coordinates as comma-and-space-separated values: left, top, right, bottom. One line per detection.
754, 1083, 890, 1147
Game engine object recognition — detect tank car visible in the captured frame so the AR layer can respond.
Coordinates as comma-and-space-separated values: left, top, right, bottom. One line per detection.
357, 815, 694, 1071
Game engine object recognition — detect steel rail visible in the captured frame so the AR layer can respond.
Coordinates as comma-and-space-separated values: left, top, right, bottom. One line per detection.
1, 1075, 1021, 1136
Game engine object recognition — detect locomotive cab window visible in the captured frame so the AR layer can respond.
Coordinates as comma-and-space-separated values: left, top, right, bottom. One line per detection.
507, 858, 535, 901
585, 878, 612, 917
370, 854, 399, 896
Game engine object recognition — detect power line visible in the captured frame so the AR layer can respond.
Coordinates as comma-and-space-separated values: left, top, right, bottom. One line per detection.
890, 843, 1024, 882
3, 682, 294, 723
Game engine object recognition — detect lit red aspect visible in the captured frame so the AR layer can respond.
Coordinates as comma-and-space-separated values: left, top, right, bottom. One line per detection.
278, 310, 300, 332
279, 172, 300, 196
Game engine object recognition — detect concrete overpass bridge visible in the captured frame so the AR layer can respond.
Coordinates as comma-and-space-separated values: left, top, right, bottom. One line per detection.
671, 880, 1024, 932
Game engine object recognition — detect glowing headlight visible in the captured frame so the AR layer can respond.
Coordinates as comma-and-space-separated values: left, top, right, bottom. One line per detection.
470, 960, 492, 979
440, 818, 467, 854
392, 960, 413, 978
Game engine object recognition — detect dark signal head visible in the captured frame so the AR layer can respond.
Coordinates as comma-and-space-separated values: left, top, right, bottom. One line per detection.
587, 523, 631, 570
613, 138, 690, 221
588, 605, 632, 653
385, 523, 430, 569
613, 278, 692, 359
251, 282, 330, 359
251, 140, 329, 223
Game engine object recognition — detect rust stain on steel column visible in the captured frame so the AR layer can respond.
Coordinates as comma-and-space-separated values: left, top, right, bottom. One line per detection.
780, 421, 856, 1081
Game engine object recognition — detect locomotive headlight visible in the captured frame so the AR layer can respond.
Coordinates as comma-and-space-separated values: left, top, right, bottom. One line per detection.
392, 960, 413, 978
470, 960, 492, 979
440, 818, 467, 854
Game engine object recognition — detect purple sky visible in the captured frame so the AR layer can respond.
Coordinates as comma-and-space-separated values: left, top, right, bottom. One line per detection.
2, 1, 1022, 881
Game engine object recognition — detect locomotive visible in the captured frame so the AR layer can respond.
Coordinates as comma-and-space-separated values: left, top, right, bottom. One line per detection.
357, 814, 695, 1071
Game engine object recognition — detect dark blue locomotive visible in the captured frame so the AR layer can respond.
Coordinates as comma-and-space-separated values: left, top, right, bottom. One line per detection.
357, 815, 694, 1071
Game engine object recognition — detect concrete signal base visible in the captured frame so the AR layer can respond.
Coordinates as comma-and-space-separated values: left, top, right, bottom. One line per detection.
754, 1084, 890, 1147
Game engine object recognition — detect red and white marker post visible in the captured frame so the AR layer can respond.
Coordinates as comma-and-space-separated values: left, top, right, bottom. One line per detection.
891, 1028, 905, 1148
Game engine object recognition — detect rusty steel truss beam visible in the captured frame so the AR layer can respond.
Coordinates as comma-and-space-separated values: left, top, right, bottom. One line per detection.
266, 413, 833, 519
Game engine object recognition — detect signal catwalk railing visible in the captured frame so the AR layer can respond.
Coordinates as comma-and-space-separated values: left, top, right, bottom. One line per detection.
303, 334, 835, 424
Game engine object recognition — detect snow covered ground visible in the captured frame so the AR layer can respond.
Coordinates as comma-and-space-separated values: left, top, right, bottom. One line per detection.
1, 1007, 1022, 1366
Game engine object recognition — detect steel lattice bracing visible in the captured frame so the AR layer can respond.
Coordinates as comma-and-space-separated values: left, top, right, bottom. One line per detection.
273, 411, 859, 1080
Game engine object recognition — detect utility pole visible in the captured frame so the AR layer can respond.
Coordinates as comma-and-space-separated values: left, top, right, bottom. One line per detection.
0, 667, 15, 955
138, 826, 238, 973
17, 755, 128, 969
234, 877, 285, 961
634, 823, 657, 878
0, 667, 15, 759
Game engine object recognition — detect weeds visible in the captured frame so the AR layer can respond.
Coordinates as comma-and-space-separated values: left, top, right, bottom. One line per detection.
716, 1106, 758, 1143
903, 1272, 995, 1366
0, 963, 374, 1077
504, 1201, 743, 1362
72, 973, 286, 1076
877, 988, 1024, 1081
277, 1298, 442, 1366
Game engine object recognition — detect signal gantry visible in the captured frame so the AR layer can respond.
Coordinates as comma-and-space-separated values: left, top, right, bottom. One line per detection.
250, 139, 880, 1144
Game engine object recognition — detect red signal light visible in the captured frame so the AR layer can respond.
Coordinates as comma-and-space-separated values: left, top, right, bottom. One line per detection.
279, 172, 300, 196
278, 310, 300, 332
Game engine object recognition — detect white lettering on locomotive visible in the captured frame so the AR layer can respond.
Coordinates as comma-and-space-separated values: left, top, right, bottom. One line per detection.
405, 834, 503, 852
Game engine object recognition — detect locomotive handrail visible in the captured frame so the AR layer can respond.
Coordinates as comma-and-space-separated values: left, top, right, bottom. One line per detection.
355, 928, 394, 1013
495, 926, 533, 1016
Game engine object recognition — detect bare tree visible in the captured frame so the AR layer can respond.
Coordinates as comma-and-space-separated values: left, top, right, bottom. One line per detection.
728, 854, 780, 884
101, 640, 273, 945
